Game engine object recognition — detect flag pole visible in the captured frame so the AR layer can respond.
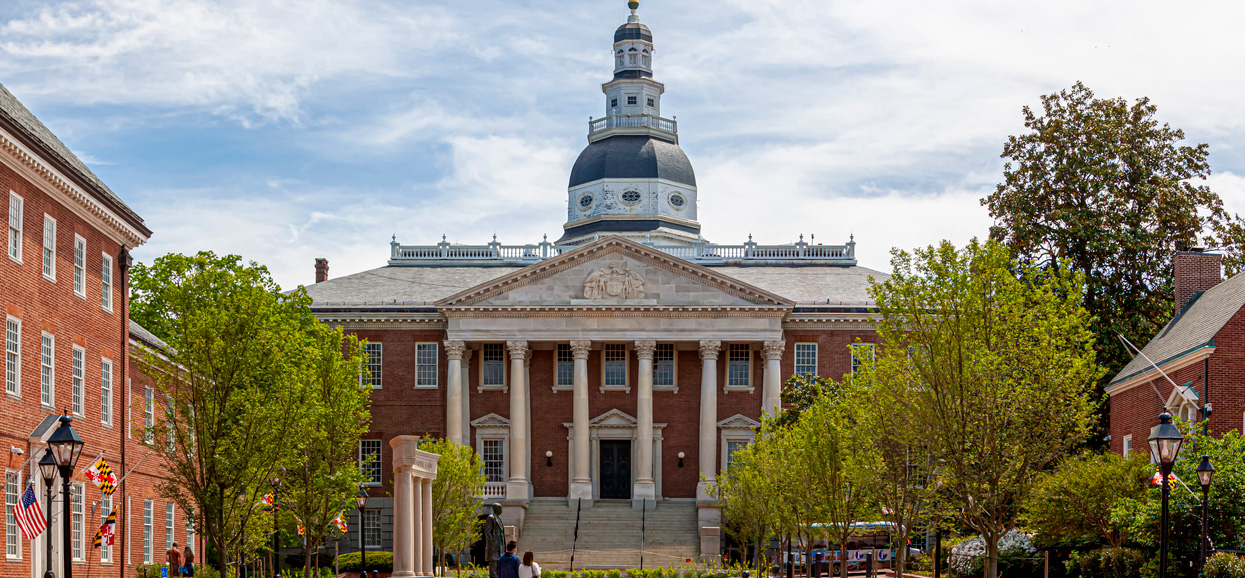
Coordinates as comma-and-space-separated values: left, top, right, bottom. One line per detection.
112, 452, 152, 487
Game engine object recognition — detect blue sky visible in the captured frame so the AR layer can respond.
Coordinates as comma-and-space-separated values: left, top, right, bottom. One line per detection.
2, 0, 1244, 289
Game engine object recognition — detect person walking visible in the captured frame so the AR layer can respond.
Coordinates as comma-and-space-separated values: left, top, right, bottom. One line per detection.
518, 551, 541, 578
166, 542, 182, 578
182, 544, 196, 577
497, 542, 521, 578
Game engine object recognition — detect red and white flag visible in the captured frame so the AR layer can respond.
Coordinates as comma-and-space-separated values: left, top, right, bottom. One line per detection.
14, 485, 46, 539
1150, 472, 1182, 486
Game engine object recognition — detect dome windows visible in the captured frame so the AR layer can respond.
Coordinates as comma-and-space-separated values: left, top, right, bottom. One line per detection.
669, 192, 687, 209
647, 97, 655, 108
627, 95, 638, 106
620, 190, 642, 205
578, 193, 595, 210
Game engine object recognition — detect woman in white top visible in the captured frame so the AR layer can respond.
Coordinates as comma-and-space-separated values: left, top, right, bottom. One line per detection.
518, 551, 541, 578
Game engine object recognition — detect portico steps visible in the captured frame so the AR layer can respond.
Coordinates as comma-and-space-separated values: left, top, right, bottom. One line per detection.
517, 499, 700, 570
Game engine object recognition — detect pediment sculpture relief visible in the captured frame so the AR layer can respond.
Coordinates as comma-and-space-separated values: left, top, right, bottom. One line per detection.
584, 263, 646, 299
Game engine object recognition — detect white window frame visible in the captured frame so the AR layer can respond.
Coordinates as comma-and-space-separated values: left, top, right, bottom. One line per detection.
101, 252, 113, 313
5, 470, 19, 559
142, 499, 152, 564
477, 436, 508, 484
99, 495, 112, 563
71, 483, 84, 561
40, 332, 55, 408
73, 235, 86, 299
850, 343, 876, 376
725, 343, 753, 392
101, 357, 113, 426
794, 342, 818, 376
1122, 434, 1132, 457
360, 342, 382, 389
72, 345, 84, 416
144, 387, 155, 444
42, 215, 56, 281
553, 344, 574, 391
8, 192, 22, 263
720, 428, 756, 474
5, 316, 20, 398
601, 343, 630, 393
165, 502, 175, 550
359, 439, 382, 486
653, 343, 677, 392
165, 395, 175, 451
185, 507, 195, 551
362, 509, 381, 548
414, 342, 438, 389
479, 343, 506, 391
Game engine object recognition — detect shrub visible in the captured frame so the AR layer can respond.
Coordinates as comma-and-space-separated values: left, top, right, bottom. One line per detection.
1065, 547, 1144, 578
336, 551, 394, 572
948, 531, 1036, 578
1204, 552, 1245, 578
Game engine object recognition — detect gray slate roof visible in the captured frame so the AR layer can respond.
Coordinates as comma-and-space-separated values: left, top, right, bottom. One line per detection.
129, 319, 171, 352
305, 263, 887, 307
1111, 272, 1245, 385
0, 82, 148, 234
569, 135, 696, 187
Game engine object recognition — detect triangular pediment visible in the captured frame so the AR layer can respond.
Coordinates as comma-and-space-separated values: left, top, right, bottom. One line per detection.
717, 413, 760, 430
590, 408, 638, 427
434, 236, 794, 308
470, 413, 510, 429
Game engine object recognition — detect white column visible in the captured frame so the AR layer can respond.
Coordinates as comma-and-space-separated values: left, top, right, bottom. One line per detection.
422, 478, 434, 576
524, 350, 533, 498
392, 467, 416, 577
697, 340, 721, 501
569, 340, 593, 504
461, 350, 473, 444
762, 341, 785, 417
445, 341, 466, 444
412, 473, 424, 576
506, 340, 530, 500
634, 340, 657, 507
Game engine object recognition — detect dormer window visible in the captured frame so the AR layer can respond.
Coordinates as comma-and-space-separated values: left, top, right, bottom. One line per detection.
627, 96, 637, 106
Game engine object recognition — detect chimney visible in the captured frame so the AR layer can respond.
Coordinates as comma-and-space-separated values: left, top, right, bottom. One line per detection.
314, 258, 330, 283
1174, 248, 1221, 315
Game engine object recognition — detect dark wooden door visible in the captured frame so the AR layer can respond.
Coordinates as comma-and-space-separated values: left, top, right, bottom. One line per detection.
599, 440, 632, 499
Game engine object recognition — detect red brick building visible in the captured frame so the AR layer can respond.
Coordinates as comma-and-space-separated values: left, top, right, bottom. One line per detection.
1107, 249, 1242, 456
0, 82, 198, 578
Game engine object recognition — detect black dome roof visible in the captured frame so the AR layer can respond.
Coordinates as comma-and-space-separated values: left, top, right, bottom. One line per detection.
568, 135, 696, 188
615, 22, 652, 43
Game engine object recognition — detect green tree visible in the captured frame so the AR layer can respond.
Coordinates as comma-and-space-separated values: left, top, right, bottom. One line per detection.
773, 373, 836, 429
281, 323, 370, 578
869, 239, 1101, 578
714, 421, 786, 577
1021, 452, 1152, 549
131, 251, 319, 577
983, 82, 1245, 444
418, 438, 485, 577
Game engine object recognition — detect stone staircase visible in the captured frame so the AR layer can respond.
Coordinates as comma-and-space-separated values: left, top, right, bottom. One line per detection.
518, 500, 700, 570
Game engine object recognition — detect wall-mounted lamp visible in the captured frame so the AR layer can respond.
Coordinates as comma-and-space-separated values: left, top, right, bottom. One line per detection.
545, 450, 553, 467
677, 451, 685, 468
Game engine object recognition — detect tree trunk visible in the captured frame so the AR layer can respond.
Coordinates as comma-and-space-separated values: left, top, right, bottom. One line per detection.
303, 542, 312, 578
984, 533, 999, 578
895, 539, 906, 578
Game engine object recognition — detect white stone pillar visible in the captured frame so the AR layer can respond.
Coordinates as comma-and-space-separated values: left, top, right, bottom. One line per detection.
524, 350, 533, 498
445, 341, 466, 444
392, 466, 416, 577
634, 340, 657, 507
422, 478, 434, 576
762, 341, 785, 417
569, 340, 593, 504
506, 340, 530, 500
461, 349, 473, 444
697, 340, 721, 500
412, 474, 424, 576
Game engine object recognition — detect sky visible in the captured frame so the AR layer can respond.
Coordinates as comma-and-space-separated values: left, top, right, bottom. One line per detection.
2, 0, 1244, 290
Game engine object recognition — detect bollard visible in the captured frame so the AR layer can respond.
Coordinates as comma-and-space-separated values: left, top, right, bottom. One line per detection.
865, 553, 873, 578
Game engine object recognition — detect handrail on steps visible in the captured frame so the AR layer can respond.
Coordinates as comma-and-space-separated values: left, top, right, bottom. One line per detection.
639, 500, 647, 571
569, 498, 583, 573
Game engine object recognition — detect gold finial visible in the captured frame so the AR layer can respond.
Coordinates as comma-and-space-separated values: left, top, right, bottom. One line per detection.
628, 1, 639, 12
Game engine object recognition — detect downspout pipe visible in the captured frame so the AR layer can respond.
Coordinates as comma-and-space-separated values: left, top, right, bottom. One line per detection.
118, 246, 131, 578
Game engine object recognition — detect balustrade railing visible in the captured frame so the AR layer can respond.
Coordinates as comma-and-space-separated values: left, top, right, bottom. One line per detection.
588, 113, 677, 136
481, 482, 506, 499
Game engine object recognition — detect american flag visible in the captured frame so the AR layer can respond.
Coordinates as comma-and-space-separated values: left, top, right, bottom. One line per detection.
14, 485, 46, 539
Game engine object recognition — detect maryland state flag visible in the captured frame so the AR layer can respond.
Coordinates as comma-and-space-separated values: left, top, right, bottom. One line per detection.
93, 506, 118, 548
333, 514, 348, 534
1150, 471, 1182, 486
261, 492, 276, 513
85, 457, 117, 498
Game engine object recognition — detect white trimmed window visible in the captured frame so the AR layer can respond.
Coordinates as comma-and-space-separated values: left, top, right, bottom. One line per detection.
99, 495, 112, 562
363, 510, 381, 548
5, 471, 18, 559
41, 333, 54, 407
7, 192, 22, 262
481, 343, 504, 388
415, 343, 438, 388
165, 395, 175, 451
165, 502, 174, 550
727, 344, 751, 387
850, 343, 875, 376
71, 484, 84, 561
101, 253, 113, 312
142, 499, 152, 564
185, 507, 194, 550
144, 387, 154, 444
555, 344, 573, 388
654, 343, 675, 389
359, 439, 381, 486
1123, 435, 1132, 457
726, 440, 749, 470
72, 346, 84, 415
361, 342, 382, 388
73, 235, 86, 298
101, 358, 113, 426
481, 438, 506, 483
42, 215, 56, 280
603, 343, 627, 389
5, 317, 19, 397
795, 343, 818, 375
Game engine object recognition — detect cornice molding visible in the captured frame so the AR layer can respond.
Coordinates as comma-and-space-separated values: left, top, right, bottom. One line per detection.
443, 305, 789, 318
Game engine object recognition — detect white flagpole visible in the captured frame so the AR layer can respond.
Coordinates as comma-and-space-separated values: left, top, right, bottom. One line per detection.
113, 452, 152, 486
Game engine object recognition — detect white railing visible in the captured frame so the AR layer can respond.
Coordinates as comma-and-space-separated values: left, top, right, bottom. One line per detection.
481, 482, 506, 499
588, 113, 677, 136
389, 234, 855, 266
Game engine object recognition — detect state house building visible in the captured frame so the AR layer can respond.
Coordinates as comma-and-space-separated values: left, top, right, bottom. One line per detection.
307, 3, 885, 562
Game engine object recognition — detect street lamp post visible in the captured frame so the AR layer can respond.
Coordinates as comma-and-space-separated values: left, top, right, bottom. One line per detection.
355, 489, 368, 578
38, 449, 58, 578
46, 412, 85, 578
1148, 412, 1184, 578
271, 478, 282, 578
1196, 455, 1216, 577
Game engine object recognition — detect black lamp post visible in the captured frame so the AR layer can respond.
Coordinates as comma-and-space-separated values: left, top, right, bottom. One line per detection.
1148, 412, 1184, 578
355, 489, 368, 578
38, 449, 58, 578
1196, 455, 1216, 577
270, 477, 282, 578
47, 412, 85, 578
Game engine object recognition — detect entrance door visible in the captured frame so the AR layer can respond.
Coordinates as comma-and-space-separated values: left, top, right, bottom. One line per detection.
599, 440, 632, 499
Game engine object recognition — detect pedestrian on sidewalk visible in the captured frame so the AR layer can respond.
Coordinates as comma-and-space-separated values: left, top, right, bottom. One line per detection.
166, 542, 182, 578
182, 544, 196, 577
498, 542, 521, 578
518, 551, 541, 578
